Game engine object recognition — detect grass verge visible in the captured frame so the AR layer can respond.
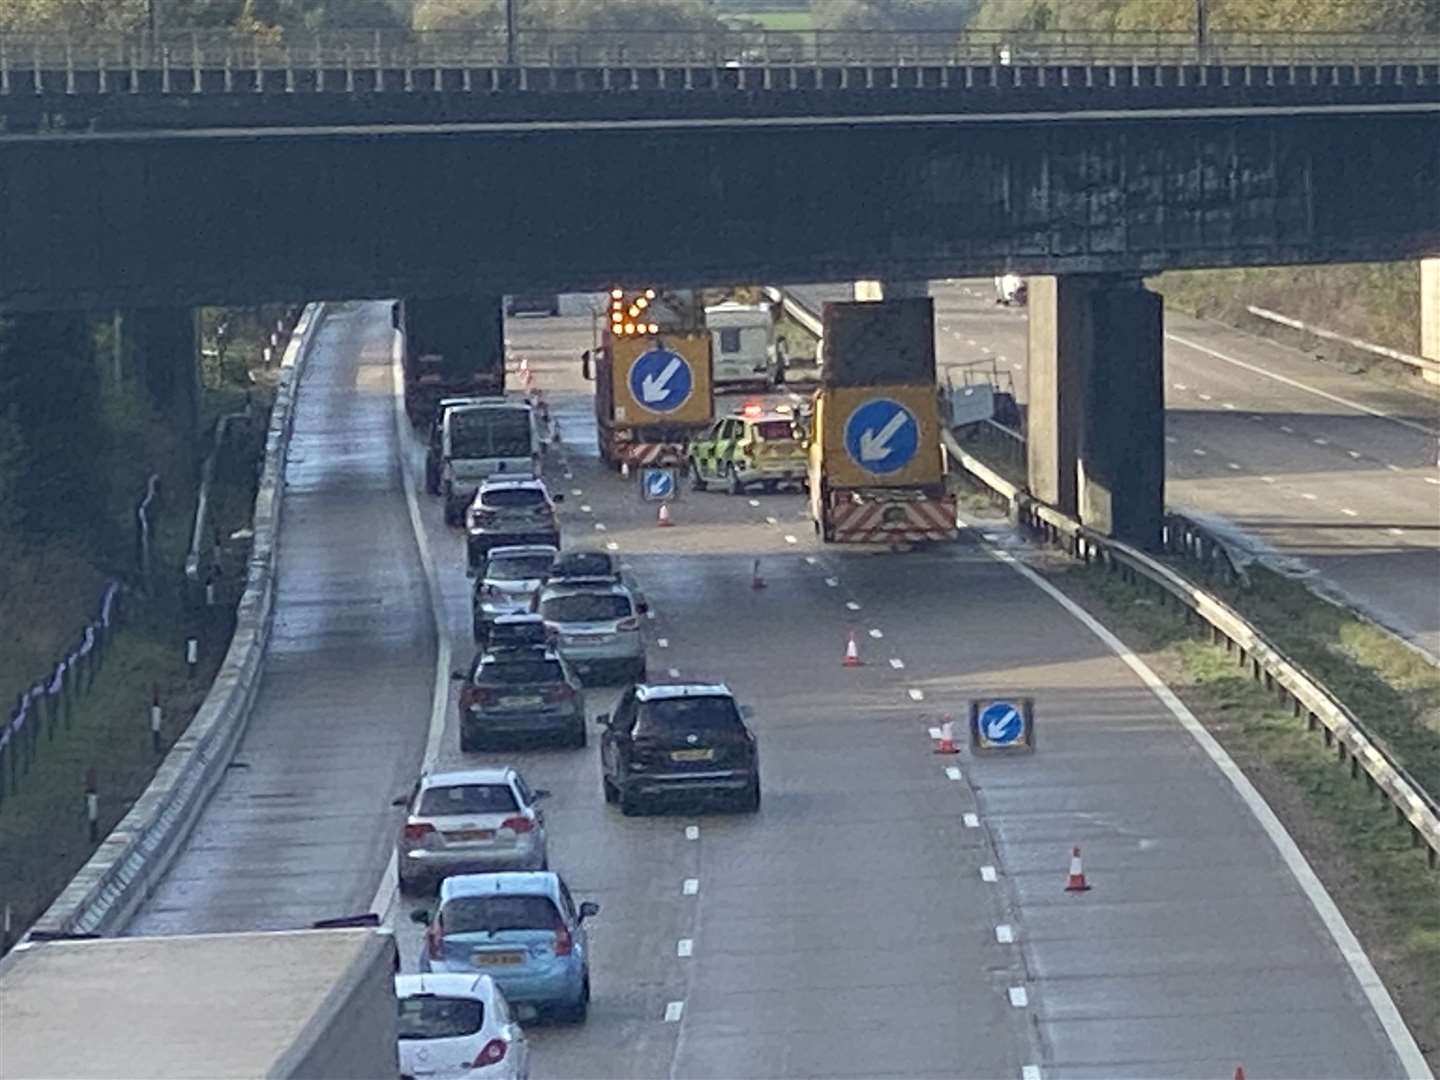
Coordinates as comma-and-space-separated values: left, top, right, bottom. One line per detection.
1031, 555, 1440, 1068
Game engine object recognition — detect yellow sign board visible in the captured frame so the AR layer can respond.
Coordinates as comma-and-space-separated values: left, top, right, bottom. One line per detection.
610, 332, 713, 425
816, 383, 944, 489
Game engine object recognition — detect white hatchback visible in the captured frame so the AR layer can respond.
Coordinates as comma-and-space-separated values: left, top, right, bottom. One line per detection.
396, 972, 530, 1080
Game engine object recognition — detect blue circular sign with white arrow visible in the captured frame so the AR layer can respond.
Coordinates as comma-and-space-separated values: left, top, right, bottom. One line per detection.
628, 347, 693, 414
843, 398, 919, 476
641, 467, 677, 502
977, 700, 1026, 746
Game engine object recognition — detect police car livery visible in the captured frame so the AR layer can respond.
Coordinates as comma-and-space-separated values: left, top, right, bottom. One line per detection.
686, 404, 807, 495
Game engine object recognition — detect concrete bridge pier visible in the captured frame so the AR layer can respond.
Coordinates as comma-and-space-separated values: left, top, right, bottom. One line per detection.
1026, 275, 1165, 550
129, 307, 201, 457
1422, 257, 1440, 388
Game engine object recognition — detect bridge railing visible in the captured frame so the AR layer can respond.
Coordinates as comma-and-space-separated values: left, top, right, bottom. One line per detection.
3, 27, 1439, 79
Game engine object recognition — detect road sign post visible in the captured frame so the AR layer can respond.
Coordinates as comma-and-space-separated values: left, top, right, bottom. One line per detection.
639, 466, 680, 503
969, 697, 1035, 755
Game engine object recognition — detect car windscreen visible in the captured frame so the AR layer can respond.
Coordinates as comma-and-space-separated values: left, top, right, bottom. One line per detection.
551, 553, 615, 579
753, 420, 794, 440
418, 784, 518, 816
482, 489, 547, 510
442, 895, 561, 935
486, 554, 554, 581
479, 659, 566, 685
635, 697, 744, 738
397, 995, 484, 1040
541, 593, 632, 622
450, 409, 531, 459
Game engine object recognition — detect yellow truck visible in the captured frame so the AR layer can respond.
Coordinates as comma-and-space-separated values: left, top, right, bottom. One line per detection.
806, 383, 957, 544
593, 330, 714, 469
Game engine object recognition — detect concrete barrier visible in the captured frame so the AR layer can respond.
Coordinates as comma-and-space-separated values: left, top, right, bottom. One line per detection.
28, 302, 328, 939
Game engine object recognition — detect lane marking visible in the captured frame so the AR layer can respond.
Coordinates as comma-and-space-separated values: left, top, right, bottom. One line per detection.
1164, 435, 1178, 444
1167, 331, 1439, 437
1173, 382, 1188, 391
1008, 986, 1029, 1008
1023, 1067, 1042, 1080
1280, 425, 1295, 434
1385, 463, 1403, 472
1222, 402, 1237, 410
658, 637, 670, 648
889, 657, 906, 669
1301, 492, 1318, 501
571, 488, 583, 496
594, 522, 607, 531
667, 667, 681, 678
868, 628, 884, 639
980, 865, 998, 882
748, 498, 760, 507
1387, 527, 1406, 536
765, 515, 779, 525
1227, 462, 1241, 471
804, 555, 819, 565
684, 825, 699, 840
1198, 392, 1213, 402
1313, 437, 1329, 446
1341, 508, 1358, 517
908, 688, 925, 701
825, 577, 839, 587
682, 878, 699, 895
1261, 476, 1277, 484
1192, 448, 1207, 457
963, 813, 980, 828
845, 600, 862, 611
1348, 450, 1363, 459
945, 766, 962, 781
973, 534, 1431, 1077
1425, 477, 1440, 486
1249, 414, 1264, 422
995, 924, 1015, 944
606, 541, 619, 551
563, 470, 574, 480
677, 939, 693, 958
665, 1001, 685, 1022
784, 534, 798, 544
580, 503, 593, 513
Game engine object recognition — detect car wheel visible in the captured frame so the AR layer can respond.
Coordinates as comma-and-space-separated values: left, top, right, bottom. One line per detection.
725, 464, 743, 496
602, 775, 618, 804
620, 787, 645, 817
738, 776, 761, 813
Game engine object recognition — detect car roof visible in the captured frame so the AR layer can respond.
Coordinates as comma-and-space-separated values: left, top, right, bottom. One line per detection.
480, 646, 561, 664
486, 544, 559, 560
421, 767, 516, 789
448, 399, 529, 413
540, 582, 631, 600
440, 871, 561, 902
479, 476, 548, 492
395, 973, 495, 1001
492, 613, 544, 626
635, 682, 733, 702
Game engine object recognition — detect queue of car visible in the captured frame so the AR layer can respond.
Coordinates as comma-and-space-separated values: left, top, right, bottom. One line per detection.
395, 393, 762, 1072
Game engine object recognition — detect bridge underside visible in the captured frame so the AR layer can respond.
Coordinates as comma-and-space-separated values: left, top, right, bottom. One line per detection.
1, 110, 1437, 312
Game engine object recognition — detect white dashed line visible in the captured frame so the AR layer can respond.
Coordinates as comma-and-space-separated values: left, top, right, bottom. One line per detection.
1008, 987, 1029, 1008
563, 471, 574, 480
1227, 462, 1241, 471
682, 878, 699, 895
1192, 448, 1207, 457
980, 346, 992, 354
1301, 492, 1318, 501
580, 504, 593, 513
967, 338, 977, 346
825, 577, 839, 587
684, 825, 699, 840
677, 939, 693, 958
1023, 1066, 1042, 1080
907, 688, 925, 702
784, 534, 798, 545
1280, 425, 1295, 434
1165, 436, 1178, 444
1173, 383, 1188, 391
765, 515, 779, 525
748, 498, 760, 507
995, 925, 1015, 944
945, 766, 962, 781
804, 555, 818, 565
1249, 415, 1264, 422
657, 638, 669, 648
1261, 476, 1277, 484
1313, 437, 1329, 446
1425, 477, 1440, 486
1348, 450, 1362, 459
1387, 527, 1406, 536
1222, 402, 1237, 410
980, 866, 998, 882
1385, 463, 1403, 472
889, 658, 906, 670
606, 541, 619, 551
1339, 508, 1359, 518
963, 813, 980, 828
594, 522, 607, 531
667, 667, 681, 678
1198, 393, 1213, 402
845, 600, 862, 611
868, 628, 884, 639
571, 488, 583, 496
664, 1001, 685, 1022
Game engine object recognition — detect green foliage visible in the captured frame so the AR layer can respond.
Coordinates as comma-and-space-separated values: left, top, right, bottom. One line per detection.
971, 0, 1440, 34
810, 0, 979, 31
412, 0, 726, 32
0, 0, 406, 32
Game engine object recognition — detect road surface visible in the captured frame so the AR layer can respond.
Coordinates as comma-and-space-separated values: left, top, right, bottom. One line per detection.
789, 281, 1440, 659
125, 301, 1420, 1078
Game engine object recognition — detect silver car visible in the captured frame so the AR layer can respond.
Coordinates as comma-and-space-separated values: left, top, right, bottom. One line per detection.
397, 768, 549, 893
536, 583, 646, 685
472, 545, 558, 642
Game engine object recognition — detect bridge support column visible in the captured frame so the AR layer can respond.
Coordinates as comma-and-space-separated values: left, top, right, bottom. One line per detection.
1421, 257, 1440, 387
129, 307, 201, 457
851, 280, 929, 301
1026, 275, 1164, 550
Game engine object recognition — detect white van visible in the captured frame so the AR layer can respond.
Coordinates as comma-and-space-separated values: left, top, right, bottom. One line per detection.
705, 302, 776, 386
441, 401, 540, 525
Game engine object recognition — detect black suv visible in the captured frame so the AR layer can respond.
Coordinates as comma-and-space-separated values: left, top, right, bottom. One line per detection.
598, 683, 759, 816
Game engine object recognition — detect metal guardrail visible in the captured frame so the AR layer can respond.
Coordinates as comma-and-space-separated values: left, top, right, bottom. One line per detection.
26, 302, 327, 941
2, 27, 1438, 94
942, 427, 1440, 870
1245, 305, 1440, 378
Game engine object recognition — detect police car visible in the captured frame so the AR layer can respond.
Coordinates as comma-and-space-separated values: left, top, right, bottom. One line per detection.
686, 403, 807, 495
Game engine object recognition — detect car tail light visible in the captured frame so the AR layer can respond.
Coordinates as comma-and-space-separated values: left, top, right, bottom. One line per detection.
616, 617, 640, 631
500, 815, 534, 834
542, 684, 574, 703
403, 822, 435, 843
472, 1038, 508, 1068
553, 925, 573, 956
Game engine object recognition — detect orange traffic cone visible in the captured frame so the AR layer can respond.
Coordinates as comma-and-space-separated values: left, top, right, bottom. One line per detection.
751, 558, 767, 590
657, 503, 673, 527
1233, 1069, 1245, 1080
933, 718, 958, 755
843, 631, 863, 667
1064, 846, 1091, 892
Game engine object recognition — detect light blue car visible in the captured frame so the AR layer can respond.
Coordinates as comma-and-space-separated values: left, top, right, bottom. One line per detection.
412, 871, 598, 1023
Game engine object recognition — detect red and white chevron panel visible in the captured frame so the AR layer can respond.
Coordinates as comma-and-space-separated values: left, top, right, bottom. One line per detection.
622, 442, 686, 467
831, 494, 958, 544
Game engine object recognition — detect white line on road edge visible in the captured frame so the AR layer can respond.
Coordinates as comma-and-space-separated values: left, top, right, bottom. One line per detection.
980, 865, 998, 882
665, 1002, 685, 1022
1008, 987, 1029, 1008
677, 939, 693, 958
976, 539, 1432, 1078
945, 766, 962, 781
683, 878, 699, 895
1167, 331, 1440, 438
684, 825, 699, 840
373, 336, 455, 924
963, 813, 980, 828
995, 924, 1014, 944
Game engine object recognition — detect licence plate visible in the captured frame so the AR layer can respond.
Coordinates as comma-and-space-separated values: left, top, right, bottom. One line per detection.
447, 829, 495, 842
472, 950, 526, 965
671, 748, 715, 762
501, 695, 543, 708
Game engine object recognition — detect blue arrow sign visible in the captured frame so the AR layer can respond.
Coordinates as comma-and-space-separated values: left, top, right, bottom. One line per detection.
628, 347, 693, 413
843, 398, 919, 475
977, 700, 1025, 746
642, 467, 676, 501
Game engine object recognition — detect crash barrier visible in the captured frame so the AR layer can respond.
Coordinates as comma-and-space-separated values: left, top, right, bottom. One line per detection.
943, 428, 1440, 870
0, 466, 167, 810
27, 302, 327, 940
1244, 305, 1440, 381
